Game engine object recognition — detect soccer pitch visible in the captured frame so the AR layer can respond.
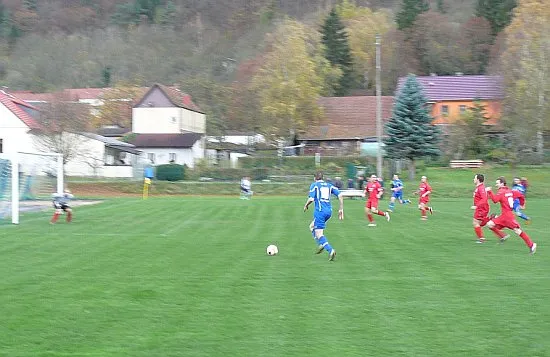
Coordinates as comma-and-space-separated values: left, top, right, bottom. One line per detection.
0, 196, 548, 356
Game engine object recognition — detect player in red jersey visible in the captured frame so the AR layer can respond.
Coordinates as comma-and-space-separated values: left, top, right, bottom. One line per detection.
414, 176, 433, 220
485, 176, 537, 254
364, 174, 390, 227
471, 174, 491, 243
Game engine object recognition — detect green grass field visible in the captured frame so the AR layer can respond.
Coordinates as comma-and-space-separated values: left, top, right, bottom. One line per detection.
0, 195, 548, 357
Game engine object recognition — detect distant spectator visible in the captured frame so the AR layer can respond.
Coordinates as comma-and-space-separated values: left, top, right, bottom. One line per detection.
347, 178, 354, 189
357, 175, 365, 190
334, 177, 343, 189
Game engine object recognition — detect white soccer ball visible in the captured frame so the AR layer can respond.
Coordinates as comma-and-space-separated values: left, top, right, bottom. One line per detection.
266, 244, 279, 256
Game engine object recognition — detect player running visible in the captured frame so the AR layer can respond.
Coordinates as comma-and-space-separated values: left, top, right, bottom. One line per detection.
485, 176, 536, 255
512, 177, 531, 224
304, 171, 344, 261
364, 174, 390, 227
51, 189, 74, 224
388, 174, 410, 212
471, 174, 491, 243
414, 176, 433, 220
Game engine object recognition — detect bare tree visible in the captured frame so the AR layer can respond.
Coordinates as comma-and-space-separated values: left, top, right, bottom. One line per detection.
32, 90, 91, 167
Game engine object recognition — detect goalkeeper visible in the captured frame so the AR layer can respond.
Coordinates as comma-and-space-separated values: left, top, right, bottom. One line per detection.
51, 189, 74, 224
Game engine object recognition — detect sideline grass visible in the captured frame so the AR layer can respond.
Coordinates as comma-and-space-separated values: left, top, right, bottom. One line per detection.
0, 196, 548, 356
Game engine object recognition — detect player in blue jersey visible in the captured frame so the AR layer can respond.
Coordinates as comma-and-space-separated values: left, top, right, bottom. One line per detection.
303, 171, 344, 261
387, 174, 410, 212
512, 177, 531, 224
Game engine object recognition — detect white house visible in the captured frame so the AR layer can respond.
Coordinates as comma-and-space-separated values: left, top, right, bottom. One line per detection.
206, 132, 266, 168
0, 90, 42, 154
0, 90, 140, 178
62, 132, 141, 177
130, 84, 206, 168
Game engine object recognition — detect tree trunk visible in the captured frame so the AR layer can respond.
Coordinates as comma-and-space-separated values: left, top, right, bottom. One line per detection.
408, 159, 416, 181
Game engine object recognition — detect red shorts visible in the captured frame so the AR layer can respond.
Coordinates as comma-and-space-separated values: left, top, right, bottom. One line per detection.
474, 208, 489, 221
491, 213, 520, 230
419, 197, 430, 205
366, 198, 379, 209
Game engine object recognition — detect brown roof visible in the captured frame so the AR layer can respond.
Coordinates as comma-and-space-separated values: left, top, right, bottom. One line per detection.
301, 96, 394, 140
128, 133, 203, 148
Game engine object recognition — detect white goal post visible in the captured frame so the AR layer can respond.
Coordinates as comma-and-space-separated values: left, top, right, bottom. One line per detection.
0, 151, 63, 224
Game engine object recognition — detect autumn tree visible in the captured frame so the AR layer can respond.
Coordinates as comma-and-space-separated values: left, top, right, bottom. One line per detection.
252, 19, 333, 140
335, 0, 392, 93
93, 80, 145, 129
499, 0, 550, 163
33, 91, 91, 167
458, 17, 493, 74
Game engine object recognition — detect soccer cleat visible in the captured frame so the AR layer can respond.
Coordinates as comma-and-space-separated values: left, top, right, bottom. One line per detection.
530, 243, 537, 255
329, 250, 336, 261
385, 212, 391, 222
428, 207, 433, 215
368, 223, 377, 227
315, 244, 325, 254
476, 238, 486, 244
499, 234, 510, 244
525, 218, 532, 225
421, 217, 427, 221
387, 209, 393, 213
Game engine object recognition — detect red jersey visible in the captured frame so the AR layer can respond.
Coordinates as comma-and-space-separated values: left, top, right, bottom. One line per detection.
419, 182, 431, 198
473, 183, 489, 211
365, 181, 383, 200
488, 186, 524, 215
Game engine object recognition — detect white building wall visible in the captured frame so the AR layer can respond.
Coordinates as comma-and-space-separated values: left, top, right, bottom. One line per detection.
132, 107, 205, 134
141, 144, 204, 168
0, 105, 35, 153
63, 134, 105, 176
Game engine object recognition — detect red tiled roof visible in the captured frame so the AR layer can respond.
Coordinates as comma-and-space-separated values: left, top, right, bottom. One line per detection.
127, 133, 203, 148
0, 90, 42, 130
301, 96, 394, 140
12, 88, 106, 102
397, 75, 504, 101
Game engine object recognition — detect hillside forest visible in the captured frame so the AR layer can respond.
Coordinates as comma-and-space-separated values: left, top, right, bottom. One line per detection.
0, 0, 548, 160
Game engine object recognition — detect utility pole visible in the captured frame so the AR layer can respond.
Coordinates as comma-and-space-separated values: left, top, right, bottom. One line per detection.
375, 34, 382, 178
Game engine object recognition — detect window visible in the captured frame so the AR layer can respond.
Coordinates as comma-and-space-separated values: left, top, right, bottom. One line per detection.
148, 153, 155, 164
169, 153, 176, 163
441, 105, 449, 116
0, 138, 3, 153
459, 105, 467, 114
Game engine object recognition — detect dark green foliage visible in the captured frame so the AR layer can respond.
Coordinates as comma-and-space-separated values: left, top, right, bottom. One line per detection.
396, 0, 430, 30
476, 0, 517, 36
321, 8, 356, 96
384, 74, 441, 162
155, 164, 185, 181
101, 66, 112, 87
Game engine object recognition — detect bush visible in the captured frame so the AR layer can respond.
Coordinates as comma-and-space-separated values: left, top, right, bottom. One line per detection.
156, 164, 185, 181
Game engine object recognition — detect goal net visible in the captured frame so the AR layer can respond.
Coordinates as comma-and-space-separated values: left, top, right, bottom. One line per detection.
0, 152, 63, 224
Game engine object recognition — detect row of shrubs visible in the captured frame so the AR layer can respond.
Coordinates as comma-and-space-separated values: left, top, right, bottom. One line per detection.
153, 156, 377, 181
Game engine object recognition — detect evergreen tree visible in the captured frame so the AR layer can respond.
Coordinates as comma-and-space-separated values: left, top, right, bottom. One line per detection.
384, 74, 440, 179
396, 0, 430, 30
476, 0, 517, 36
321, 8, 355, 96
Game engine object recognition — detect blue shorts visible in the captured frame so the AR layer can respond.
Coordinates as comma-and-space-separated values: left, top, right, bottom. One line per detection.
313, 209, 332, 229
392, 191, 403, 200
